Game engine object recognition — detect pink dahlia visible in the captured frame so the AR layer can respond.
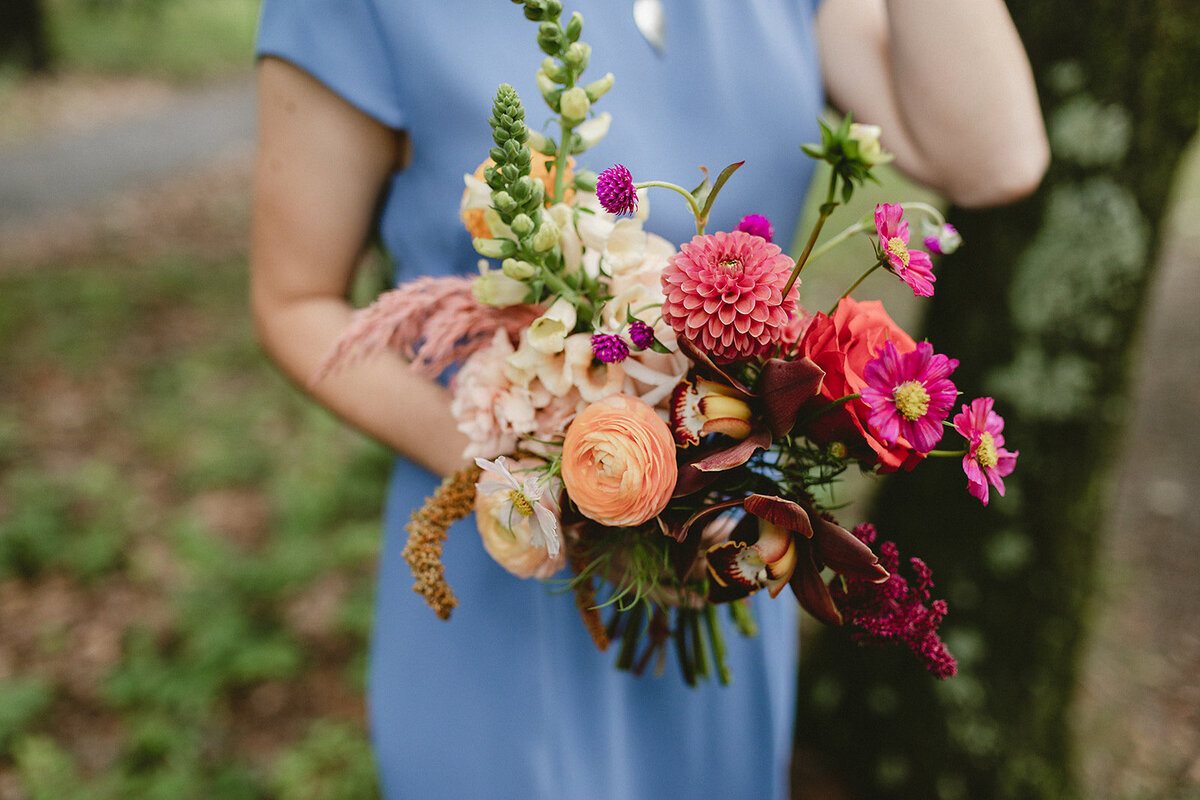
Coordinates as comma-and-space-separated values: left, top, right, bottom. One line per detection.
861, 339, 959, 453
875, 203, 936, 298
952, 396, 1018, 505
660, 230, 798, 363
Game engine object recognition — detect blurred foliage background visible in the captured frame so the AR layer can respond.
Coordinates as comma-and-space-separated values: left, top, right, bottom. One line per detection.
2, 2, 1199, 800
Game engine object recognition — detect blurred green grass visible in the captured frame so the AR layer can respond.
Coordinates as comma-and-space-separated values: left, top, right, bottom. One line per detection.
0, 256, 388, 798
45, 0, 260, 79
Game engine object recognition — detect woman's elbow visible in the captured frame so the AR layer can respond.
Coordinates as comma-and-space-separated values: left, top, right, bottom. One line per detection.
943, 129, 1051, 208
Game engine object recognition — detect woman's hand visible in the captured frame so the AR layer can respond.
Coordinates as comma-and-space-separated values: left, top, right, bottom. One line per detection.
251, 57, 470, 477
816, 0, 1050, 207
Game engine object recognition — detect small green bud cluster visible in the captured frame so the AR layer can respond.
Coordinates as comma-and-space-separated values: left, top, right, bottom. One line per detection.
800, 113, 888, 205
484, 84, 544, 227
510, 1, 613, 175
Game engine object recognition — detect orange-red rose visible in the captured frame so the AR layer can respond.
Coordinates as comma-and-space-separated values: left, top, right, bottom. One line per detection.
561, 394, 678, 526
796, 297, 921, 471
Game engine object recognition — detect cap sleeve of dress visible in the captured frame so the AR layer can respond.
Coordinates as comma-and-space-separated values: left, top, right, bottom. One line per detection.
255, 0, 405, 130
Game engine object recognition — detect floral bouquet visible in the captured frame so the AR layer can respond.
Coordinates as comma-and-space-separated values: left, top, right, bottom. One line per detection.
317, 0, 1015, 685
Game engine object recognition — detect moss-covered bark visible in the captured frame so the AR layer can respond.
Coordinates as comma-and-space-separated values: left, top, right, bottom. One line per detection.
794, 3, 1200, 798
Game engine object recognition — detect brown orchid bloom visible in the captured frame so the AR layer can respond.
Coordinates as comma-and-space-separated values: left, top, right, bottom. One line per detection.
673, 493, 889, 625
670, 338, 825, 497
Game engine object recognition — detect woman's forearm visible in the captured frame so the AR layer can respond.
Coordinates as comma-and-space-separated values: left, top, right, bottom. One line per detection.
250, 285, 471, 477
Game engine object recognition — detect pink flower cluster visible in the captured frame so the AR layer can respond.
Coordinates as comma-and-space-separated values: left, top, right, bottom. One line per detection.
831, 523, 958, 679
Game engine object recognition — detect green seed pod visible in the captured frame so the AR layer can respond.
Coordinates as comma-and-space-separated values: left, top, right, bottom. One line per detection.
472, 237, 518, 259
541, 57, 568, 84
532, 217, 560, 252
564, 12, 583, 43
564, 42, 590, 70
559, 87, 590, 122
502, 258, 538, 279
583, 72, 614, 102
510, 213, 536, 237
491, 190, 516, 213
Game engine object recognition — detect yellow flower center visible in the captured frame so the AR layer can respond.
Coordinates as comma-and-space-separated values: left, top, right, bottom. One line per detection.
718, 258, 743, 276
886, 236, 910, 268
508, 489, 534, 517
975, 432, 999, 469
893, 380, 930, 421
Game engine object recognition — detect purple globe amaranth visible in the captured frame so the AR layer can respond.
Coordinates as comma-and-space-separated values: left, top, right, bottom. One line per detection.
734, 213, 775, 244
627, 320, 656, 350
591, 332, 630, 364
596, 164, 638, 216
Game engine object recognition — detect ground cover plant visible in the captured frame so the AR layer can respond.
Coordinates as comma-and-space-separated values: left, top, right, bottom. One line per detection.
0, 203, 390, 798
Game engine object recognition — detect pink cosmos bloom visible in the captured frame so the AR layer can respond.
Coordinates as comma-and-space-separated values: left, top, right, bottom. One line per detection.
596, 164, 638, 216
874, 203, 936, 297
660, 230, 798, 363
861, 339, 959, 453
952, 396, 1018, 505
734, 213, 774, 243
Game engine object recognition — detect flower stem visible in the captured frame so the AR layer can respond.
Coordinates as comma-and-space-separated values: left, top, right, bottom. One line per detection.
829, 260, 884, 314
634, 180, 705, 234
901, 200, 946, 226
781, 168, 840, 298
806, 220, 868, 267
926, 448, 967, 458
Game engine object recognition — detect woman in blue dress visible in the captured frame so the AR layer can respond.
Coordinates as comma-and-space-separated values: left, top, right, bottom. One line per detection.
250, 1, 1046, 797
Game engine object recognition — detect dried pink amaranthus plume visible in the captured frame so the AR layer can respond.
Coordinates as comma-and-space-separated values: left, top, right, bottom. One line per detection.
311, 276, 538, 383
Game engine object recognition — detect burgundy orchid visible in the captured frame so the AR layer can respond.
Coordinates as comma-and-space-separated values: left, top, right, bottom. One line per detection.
672, 494, 889, 622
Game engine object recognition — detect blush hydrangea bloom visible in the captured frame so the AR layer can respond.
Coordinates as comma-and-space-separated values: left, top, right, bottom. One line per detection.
952, 396, 1018, 505
660, 230, 798, 363
596, 164, 638, 216
875, 203, 936, 297
861, 339, 959, 453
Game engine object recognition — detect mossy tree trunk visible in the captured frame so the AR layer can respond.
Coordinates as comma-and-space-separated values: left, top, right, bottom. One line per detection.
0, 0, 51, 72
794, 3, 1200, 799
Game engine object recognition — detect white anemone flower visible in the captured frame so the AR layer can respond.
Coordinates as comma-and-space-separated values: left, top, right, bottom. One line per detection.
474, 456, 562, 557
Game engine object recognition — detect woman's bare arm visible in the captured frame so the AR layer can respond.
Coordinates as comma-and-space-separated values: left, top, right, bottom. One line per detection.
251, 57, 469, 476
817, 0, 1049, 207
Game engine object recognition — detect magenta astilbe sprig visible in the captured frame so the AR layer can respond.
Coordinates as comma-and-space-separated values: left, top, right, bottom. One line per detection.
831, 523, 958, 679
311, 276, 539, 384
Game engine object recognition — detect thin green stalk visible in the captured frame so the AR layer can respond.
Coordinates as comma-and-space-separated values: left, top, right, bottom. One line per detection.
806, 220, 868, 267
829, 260, 884, 314
634, 181, 705, 234
781, 168, 840, 298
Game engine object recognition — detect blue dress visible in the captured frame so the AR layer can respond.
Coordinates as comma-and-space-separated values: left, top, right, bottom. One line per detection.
257, 2, 826, 797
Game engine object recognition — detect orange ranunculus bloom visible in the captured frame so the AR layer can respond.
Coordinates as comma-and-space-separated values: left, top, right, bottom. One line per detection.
460, 154, 575, 240
561, 393, 677, 527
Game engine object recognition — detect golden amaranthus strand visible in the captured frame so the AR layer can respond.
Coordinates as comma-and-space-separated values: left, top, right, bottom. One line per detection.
568, 544, 610, 652
402, 464, 481, 620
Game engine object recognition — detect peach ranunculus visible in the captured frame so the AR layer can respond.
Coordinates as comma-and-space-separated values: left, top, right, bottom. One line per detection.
796, 296, 921, 472
561, 394, 678, 527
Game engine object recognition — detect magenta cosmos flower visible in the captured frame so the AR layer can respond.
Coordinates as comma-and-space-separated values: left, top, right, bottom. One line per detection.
875, 203, 936, 297
660, 230, 798, 363
596, 164, 638, 216
952, 396, 1018, 505
861, 339, 959, 453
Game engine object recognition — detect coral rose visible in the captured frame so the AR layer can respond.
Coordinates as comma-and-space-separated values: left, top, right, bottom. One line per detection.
561, 394, 678, 527
796, 297, 922, 471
